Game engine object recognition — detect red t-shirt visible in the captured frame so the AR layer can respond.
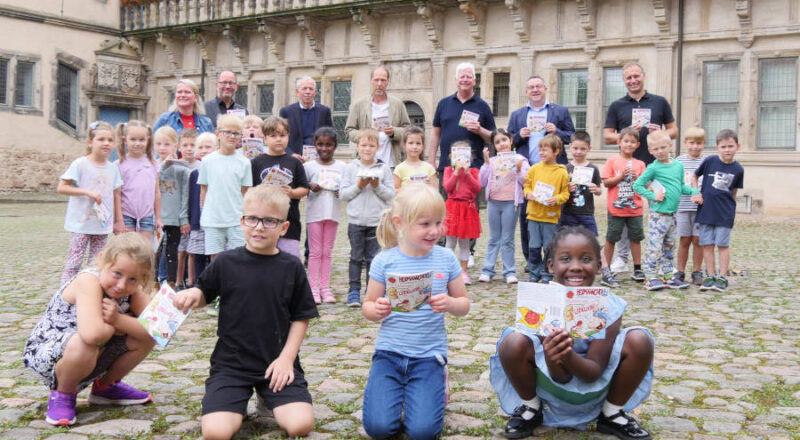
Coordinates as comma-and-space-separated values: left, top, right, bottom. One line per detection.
180, 113, 195, 130
601, 156, 646, 217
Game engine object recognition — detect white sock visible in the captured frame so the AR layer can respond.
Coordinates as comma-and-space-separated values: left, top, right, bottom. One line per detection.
602, 401, 626, 424
520, 396, 540, 419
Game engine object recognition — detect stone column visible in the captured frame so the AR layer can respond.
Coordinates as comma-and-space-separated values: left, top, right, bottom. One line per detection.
274, 65, 287, 112
431, 53, 446, 104
517, 49, 534, 109
654, 40, 676, 101
738, 49, 755, 151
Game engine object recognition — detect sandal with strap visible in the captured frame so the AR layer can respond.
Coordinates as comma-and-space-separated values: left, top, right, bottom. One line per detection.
504, 404, 542, 439
596, 409, 652, 440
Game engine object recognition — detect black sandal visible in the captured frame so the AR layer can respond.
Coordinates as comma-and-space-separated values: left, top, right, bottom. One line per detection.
504, 404, 542, 439
596, 410, 652, 440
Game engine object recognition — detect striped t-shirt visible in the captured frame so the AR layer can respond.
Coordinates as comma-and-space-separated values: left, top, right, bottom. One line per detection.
676, 154, 704, 212
369, 246, 462, 358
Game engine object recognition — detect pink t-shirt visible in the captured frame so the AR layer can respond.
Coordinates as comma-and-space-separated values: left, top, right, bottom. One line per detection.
488, 158, 516, 201
601, 156, 646, 217
117, 156, 159, 219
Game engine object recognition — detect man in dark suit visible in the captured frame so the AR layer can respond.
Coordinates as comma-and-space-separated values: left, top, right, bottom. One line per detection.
507, 75, 575, 263
279, 76, 333, 156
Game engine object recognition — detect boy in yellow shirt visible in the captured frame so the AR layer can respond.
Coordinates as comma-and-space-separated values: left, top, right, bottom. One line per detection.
522, 134, 570, 282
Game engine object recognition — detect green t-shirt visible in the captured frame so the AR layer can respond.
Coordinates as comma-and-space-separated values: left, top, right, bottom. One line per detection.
633, 159, 698, 214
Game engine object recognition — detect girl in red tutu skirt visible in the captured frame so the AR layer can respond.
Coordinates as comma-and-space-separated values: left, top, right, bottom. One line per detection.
443, 141, 482, 285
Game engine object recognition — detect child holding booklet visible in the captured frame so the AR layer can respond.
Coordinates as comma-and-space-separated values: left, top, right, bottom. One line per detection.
443, 140, 482, 285
340, 128, 395, 307
304, 127, 346, 304
393, 125, 438, 190
25, 233, 156, 426
490, 226, 654, 440
241, 115, 265, 159
478, 129, 529, 285
114, 120, 161, 240
251, 116, 310, 258
173, 184, 318, 439
633, 132, 700, 291
362, 183, 470, 440
57, 121, 123, 287
522, 134, 570, 283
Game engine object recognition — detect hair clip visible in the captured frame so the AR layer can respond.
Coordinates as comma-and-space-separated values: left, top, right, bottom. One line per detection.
89, 121, 100, 130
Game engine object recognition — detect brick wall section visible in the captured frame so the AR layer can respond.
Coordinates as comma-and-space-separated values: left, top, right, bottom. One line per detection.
0, 149, 74, 192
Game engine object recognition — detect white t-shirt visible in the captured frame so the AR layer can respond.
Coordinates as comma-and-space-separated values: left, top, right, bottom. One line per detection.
303, 160, 347, 223
372, 100, 393, 167
197, 151, 252, 228
61, 156, 123, 235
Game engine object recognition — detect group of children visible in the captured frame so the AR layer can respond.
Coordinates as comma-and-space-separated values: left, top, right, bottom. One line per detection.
24, 110, 743, 439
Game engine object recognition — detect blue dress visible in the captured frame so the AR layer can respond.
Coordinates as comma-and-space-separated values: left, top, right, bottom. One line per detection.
489, 294, 654, 430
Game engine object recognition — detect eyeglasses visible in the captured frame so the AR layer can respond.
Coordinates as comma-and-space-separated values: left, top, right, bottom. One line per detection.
241, 216, 285, 229
218, 81, 237, 86
219, 130, 242, 138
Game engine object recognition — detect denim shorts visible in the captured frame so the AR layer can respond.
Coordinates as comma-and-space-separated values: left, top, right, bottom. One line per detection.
697, 223, 731, 247
123, 215, 155, 232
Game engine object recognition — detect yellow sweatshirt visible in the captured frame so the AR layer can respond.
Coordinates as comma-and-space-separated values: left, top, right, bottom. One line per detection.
523, 162, 570, 223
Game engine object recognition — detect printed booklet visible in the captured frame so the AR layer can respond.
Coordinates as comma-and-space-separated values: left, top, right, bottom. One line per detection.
138, 283, 191, 347
242, 138, 265, 159
373, 115, 390, 130
571, 166, 594, 186
515, 282, 609, 339
646, 178, 665, 196
496, 151, 516, 172
632, 108, 651, 127
458, 110, 480, 127
262, 164, 293, 186
317, 168, 342, 191
386, 271, 433, 312
451, 146, 472, 168
302, 145, 318, 162
531, 181, 555, 204
357, 167, 384, 179
527, 114, 546, 132
93, 202, 112, 229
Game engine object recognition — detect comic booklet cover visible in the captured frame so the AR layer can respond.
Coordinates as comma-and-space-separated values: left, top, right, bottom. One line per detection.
632, 108, 651, 127
458, 110, 480, 127
138, 284, 191, 347
496, 152, 516, 172
532, 181, 555, 204
262, 164, 293, 186
227, 109, 246, 120
515, 282, 609, 339
408, 173, 430, 183
386, 271, 433, 312
527, 114, 546, 132
373, 115, 390, 130
451, 146, 472, 168
152, 227, 163, 252
317, 168, 342, 191
571, 166, 594, 186
302, 145, 318, 162
646, 179, 665, 196
242, 138, 265, 159
357, 167, 384, 179
92, 202, 112, 229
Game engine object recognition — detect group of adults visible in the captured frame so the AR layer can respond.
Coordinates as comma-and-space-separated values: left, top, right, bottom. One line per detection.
153, 61, 676, 270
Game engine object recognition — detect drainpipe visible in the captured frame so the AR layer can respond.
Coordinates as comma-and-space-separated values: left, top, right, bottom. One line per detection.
200, 59, 206, 100
675, 0, 684, 155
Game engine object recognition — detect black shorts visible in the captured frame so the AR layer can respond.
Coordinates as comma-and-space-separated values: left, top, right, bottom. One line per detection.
201, 368, 312, 416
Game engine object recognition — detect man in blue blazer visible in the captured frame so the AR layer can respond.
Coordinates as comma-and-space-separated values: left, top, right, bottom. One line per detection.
279, 76, 334, 156
507, 75, 575, 262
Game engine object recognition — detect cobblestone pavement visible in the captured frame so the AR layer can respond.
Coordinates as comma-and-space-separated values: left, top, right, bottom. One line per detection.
0, 200, 798, 439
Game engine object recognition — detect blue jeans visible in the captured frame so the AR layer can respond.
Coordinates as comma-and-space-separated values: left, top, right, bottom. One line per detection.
482, 200, 518, 278
363, 350, 446, 440
527, 220, 558, 280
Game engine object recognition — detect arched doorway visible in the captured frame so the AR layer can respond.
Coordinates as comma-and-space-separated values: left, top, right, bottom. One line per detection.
404, 101, 425, 127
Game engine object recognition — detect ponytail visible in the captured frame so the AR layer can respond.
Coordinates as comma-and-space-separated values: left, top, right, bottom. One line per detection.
376, 208, 399, 249
115, 122, 128, 163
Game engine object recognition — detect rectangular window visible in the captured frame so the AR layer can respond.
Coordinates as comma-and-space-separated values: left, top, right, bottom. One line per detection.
758, 58, 797, 149
15, 60, 35, 107
0, 58, 7, 105
492, 72, 510, 117
702, 61, 739, 147
56, 62, 78, 128
258, 84, 274, 115
235, 85, 248, 110
558, 69, 588, 132
603, 67, 625, 148
332, 80, 352, 144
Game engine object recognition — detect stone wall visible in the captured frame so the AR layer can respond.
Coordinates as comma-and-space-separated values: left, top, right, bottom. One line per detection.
0, 149, 76, 192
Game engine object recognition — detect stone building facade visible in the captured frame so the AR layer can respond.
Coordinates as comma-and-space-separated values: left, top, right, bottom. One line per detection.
2, 0, 800, 214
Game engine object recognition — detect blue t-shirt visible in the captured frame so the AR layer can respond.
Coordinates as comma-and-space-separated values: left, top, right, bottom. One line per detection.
432, 93, 496, 171
694, 155, 744, 228
369, 246, 462, 358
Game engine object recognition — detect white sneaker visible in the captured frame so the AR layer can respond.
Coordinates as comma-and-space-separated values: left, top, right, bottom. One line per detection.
610, 256, 628, 274
506, 275, 519, 285
468, 255, 475, 268
478, 273, 492, 283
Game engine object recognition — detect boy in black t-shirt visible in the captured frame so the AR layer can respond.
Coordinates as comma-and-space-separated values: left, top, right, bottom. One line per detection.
559, 131, 620, 288
692, 129, 744, 293
251, 116, 310, 259
174, 184, 318, 439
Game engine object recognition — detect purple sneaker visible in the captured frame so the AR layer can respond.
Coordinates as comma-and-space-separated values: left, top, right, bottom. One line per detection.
88, 379, 152, 405
46, 390, 76, 426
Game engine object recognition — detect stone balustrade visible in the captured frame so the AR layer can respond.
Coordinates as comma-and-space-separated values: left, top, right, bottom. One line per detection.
120, 0, 367, 32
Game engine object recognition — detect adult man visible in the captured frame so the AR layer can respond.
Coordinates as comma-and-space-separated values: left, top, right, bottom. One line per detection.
428, 62, 495, 172
279, 76, 333, 156
203, 70, 248, 128
604, 62, 677, 274
345, 66, 411, 167
507, 75, 575, 262
604, 62, 677, 164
